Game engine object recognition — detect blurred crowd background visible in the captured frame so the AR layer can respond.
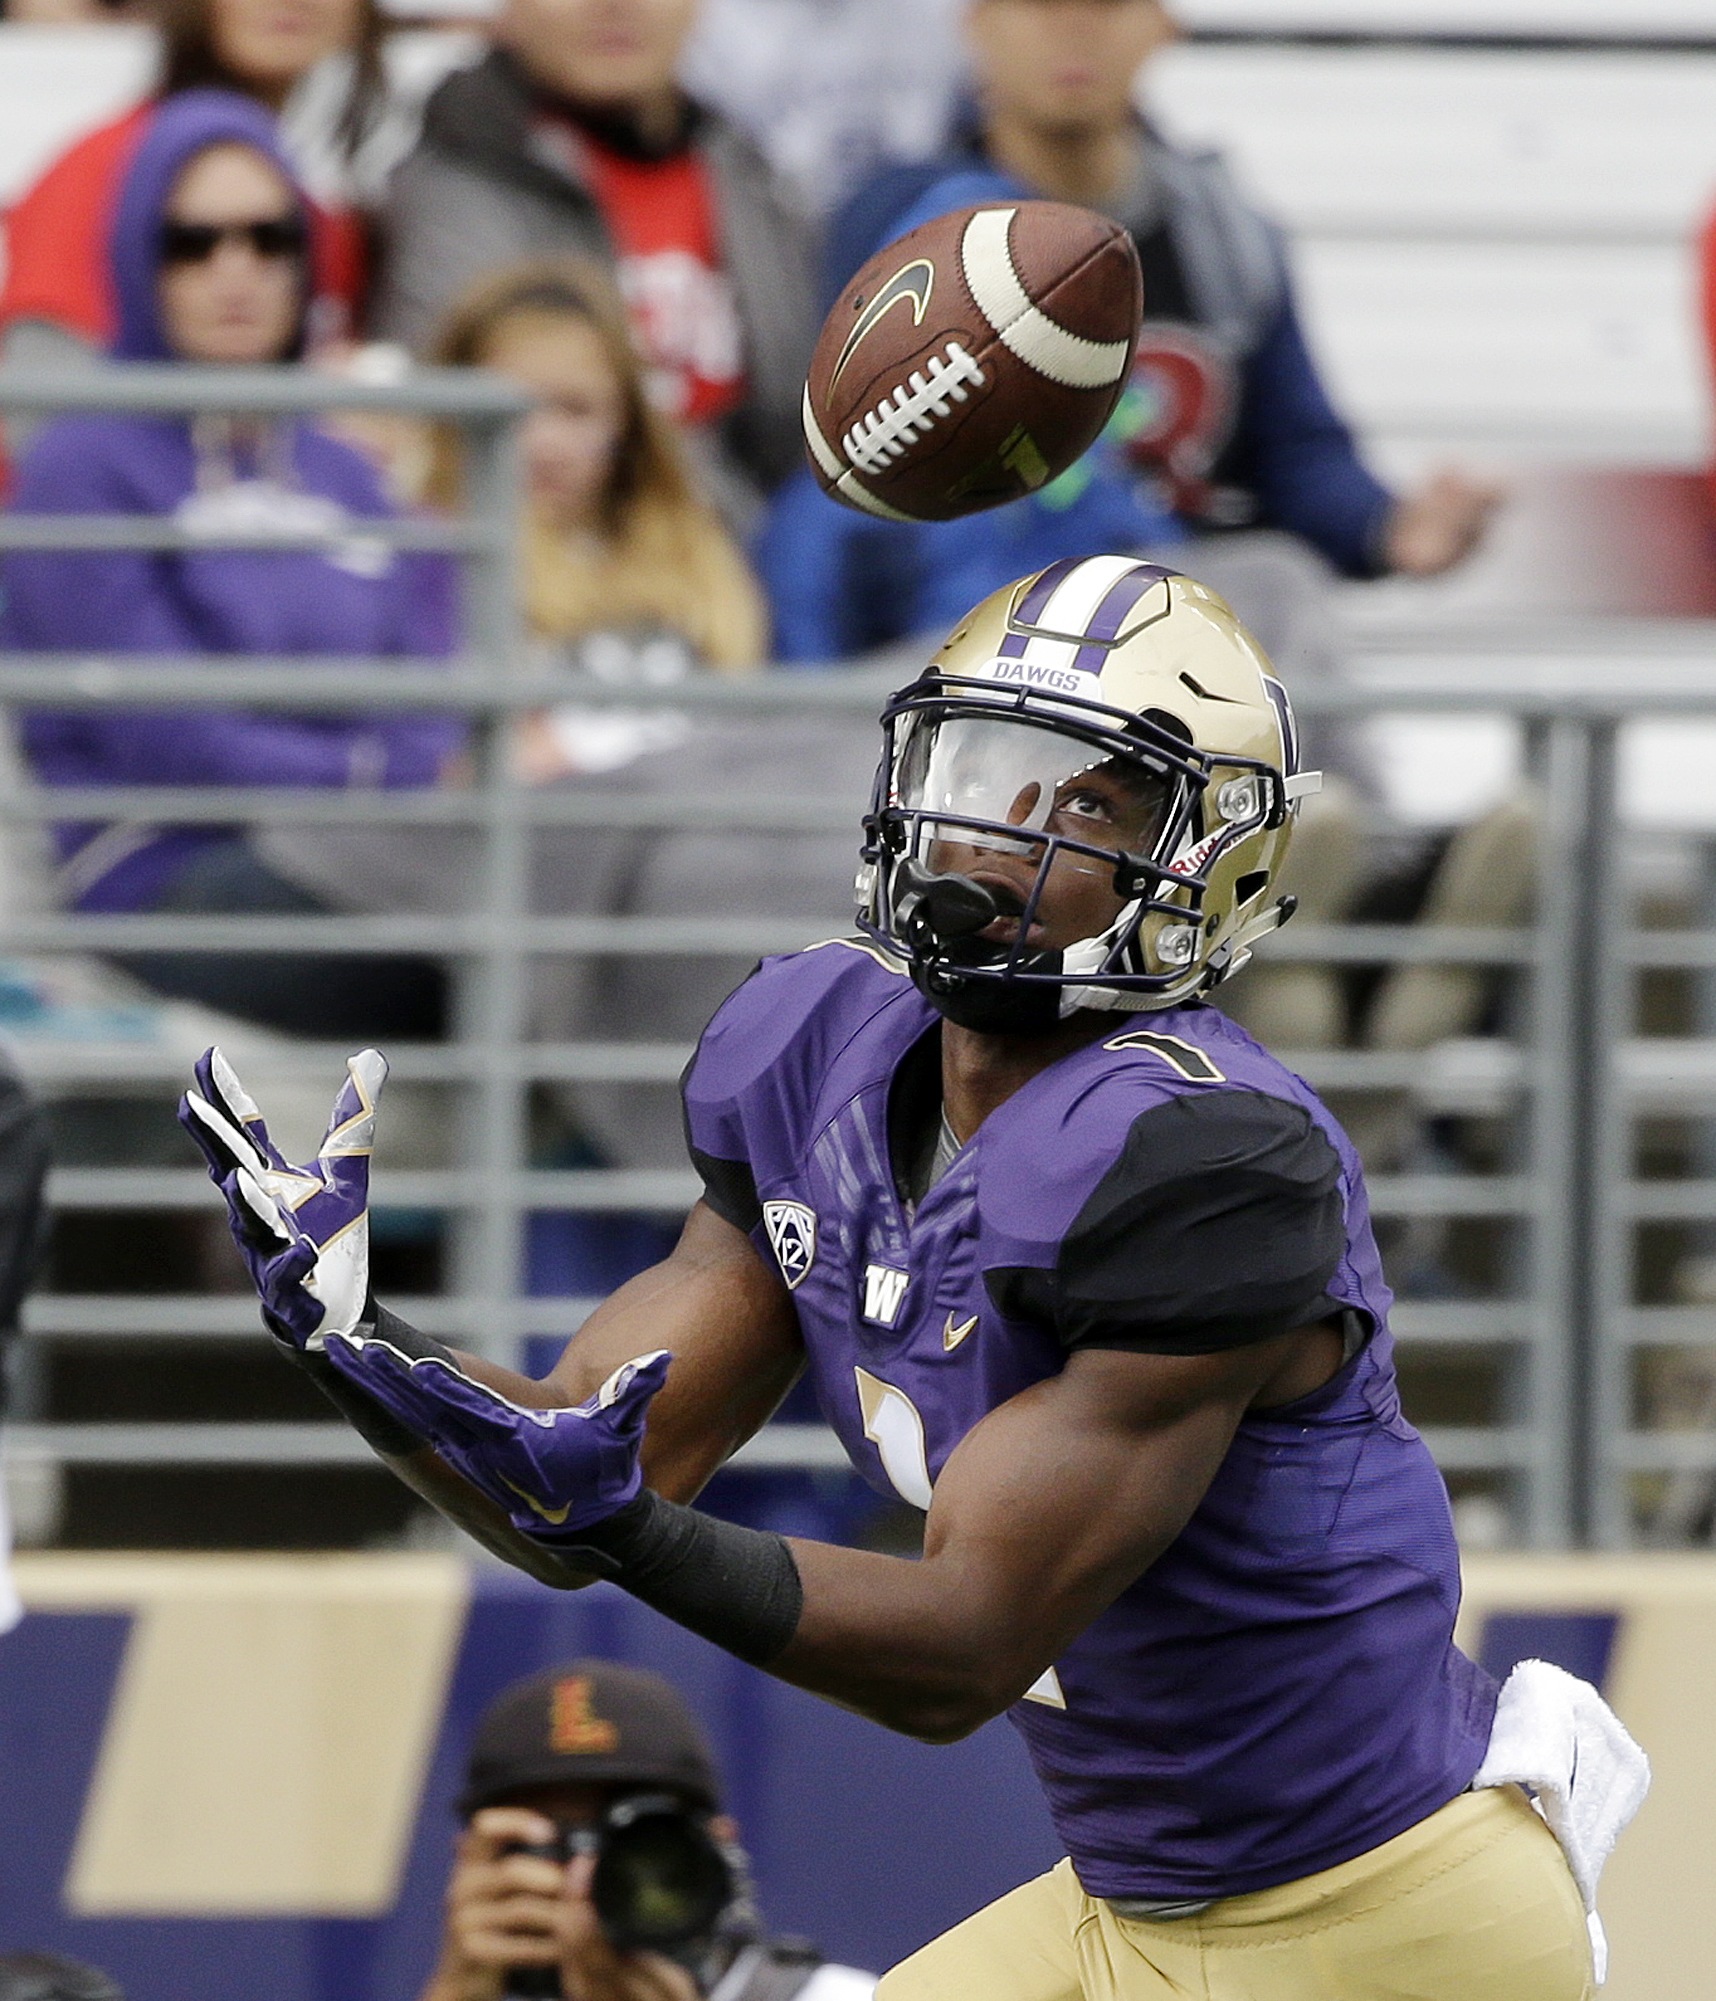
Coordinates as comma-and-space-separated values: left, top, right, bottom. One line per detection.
1, 0, 1716, 1555
1, 2, 1715, 1995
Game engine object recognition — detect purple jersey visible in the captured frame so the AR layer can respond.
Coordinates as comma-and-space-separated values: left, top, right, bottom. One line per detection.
682, 939, 1496, 1901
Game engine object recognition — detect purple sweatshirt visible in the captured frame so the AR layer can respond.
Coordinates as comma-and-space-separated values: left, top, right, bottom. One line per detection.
0, 92, 464, 912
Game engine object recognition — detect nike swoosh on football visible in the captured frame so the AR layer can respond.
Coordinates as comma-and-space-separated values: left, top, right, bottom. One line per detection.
831, 257, 935, 388
943, 1313, 978, 1352
499, 1475, 572, 1526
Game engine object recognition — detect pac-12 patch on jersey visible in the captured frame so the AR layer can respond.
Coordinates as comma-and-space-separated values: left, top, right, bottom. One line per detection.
762, 1200, 817, 1288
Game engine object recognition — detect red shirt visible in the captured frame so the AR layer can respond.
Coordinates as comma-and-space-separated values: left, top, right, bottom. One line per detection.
551, 123, 746, 428
0, 103, 367, 351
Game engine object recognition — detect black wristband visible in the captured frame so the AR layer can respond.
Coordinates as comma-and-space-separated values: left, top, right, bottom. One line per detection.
556, 1489, 805, 1669
271, 1302, 458, 1461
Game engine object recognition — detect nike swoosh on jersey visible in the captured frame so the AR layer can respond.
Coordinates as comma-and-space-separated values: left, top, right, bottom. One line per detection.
943, 1312, 978, 1352
499, 1475, 572, 1527
830, 257, 935, 388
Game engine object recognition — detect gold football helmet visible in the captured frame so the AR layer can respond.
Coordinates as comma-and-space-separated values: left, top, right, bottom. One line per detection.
857, 556, 1318, 1031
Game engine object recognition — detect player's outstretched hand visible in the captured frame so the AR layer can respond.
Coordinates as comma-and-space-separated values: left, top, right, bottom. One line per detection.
321, 1337, 670, 1543
179, 1045, 383, 1351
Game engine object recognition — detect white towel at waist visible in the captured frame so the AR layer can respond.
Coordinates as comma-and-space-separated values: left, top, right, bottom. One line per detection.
1471, 1657, 1651, 1986
0, 1475, 18, 1638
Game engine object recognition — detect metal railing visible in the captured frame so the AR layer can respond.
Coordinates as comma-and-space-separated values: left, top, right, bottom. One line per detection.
0, 367, 1713, 1547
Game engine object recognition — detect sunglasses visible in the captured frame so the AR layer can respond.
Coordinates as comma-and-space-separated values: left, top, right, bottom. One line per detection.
158, 216, 308, 266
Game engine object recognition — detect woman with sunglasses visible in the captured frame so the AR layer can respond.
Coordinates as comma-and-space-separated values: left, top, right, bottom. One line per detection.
0, 0, 384, 370
0, 91, 464, 1042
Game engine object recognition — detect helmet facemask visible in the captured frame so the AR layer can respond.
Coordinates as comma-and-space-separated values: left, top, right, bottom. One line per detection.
858, 675, 1293, 1032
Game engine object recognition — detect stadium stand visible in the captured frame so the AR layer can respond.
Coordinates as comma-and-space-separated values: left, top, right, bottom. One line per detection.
0, 0, 1712, 1562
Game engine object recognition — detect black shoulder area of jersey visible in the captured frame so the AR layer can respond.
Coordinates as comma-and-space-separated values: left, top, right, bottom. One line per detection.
986, 1089, 1347, 1355
688, 1142, 764, 1235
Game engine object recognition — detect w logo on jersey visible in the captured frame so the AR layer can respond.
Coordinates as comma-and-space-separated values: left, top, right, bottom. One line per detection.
862, 1263, 910, 1327
763, 1201, 817, 1289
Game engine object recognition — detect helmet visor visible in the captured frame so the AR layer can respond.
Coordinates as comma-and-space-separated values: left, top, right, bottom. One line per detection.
895, 713, 1173, 872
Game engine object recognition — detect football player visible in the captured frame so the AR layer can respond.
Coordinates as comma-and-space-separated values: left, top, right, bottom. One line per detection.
183, 558, 1607, 2000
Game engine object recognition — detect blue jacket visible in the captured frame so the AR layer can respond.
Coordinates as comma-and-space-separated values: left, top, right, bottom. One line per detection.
819, 147, 1394, 585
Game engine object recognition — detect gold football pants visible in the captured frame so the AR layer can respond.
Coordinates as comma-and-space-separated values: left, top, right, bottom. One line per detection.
877, 1786, 1593, 2001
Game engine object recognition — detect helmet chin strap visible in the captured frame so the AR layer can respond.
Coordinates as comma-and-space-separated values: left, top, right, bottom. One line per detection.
893, 860, 1000, 951
894, 861, 1299, 1033
895, 862, 1069, 1035
898, 863, 1181, 1033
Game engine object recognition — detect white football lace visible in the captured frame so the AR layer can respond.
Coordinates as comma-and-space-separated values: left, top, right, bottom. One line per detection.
842, 341, 988, 475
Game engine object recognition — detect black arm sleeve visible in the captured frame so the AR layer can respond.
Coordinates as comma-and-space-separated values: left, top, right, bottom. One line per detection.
986, 1091, 1349, 1355
558, 1488, 804, 1668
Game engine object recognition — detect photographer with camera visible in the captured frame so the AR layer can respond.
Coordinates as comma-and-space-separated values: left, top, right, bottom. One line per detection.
421, 1660, 874, 2001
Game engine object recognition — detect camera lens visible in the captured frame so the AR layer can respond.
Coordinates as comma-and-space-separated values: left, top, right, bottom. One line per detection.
592, 1795, 732, 1953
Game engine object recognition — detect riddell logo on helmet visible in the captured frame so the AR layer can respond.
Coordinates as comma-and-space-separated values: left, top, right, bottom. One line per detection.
1168, 829, 1225, 879
985, 659, 1092, 695
551, 1676, 621, 1755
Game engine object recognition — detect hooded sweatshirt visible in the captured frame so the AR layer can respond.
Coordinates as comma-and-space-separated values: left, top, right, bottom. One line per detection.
0, 92, 463, 916
0, 100, 364, 361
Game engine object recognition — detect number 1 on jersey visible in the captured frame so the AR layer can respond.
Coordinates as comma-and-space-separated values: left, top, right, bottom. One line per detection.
855, 1366, 933, 1509
853, 1366, 1066, 1710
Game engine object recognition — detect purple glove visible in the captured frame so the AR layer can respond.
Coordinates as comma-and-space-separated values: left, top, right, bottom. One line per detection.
323, 1334, 671, 1539
179, 1046, 383, 1350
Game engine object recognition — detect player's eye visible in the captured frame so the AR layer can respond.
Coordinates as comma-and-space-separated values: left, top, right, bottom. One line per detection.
1050, 786, 1115, 826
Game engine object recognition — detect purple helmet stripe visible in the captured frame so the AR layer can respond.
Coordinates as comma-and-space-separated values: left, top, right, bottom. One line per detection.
1261, 674, 1301, 776
1070, 561, 1173, 674
997, 557, 1087, 658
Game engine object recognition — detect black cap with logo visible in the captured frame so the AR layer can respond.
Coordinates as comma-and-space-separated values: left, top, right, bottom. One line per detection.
456, 1659, 724, 1818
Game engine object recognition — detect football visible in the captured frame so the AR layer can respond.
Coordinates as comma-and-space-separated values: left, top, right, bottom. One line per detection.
803, 200, 1144, 524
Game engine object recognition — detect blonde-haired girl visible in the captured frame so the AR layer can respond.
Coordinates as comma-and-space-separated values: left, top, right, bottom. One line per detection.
432, 258, 767, 677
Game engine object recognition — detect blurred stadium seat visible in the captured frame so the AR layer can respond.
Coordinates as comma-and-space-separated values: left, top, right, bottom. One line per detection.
0, 26, 151, 213
1151, 37, 1716, 468
1168, 1, 1716, 36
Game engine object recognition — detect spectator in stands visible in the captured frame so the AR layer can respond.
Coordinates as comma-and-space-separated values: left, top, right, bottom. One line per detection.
759, 405, 1186, 664
373, 0, 819, 520
423, 1658, 872, 2001
0, 0, 382, 369
766, 0, 1502, 690
254, 254, 785, 1285
820, 0, 1498, 591
425, 259, 768, 782
0, 92, 463, 1042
